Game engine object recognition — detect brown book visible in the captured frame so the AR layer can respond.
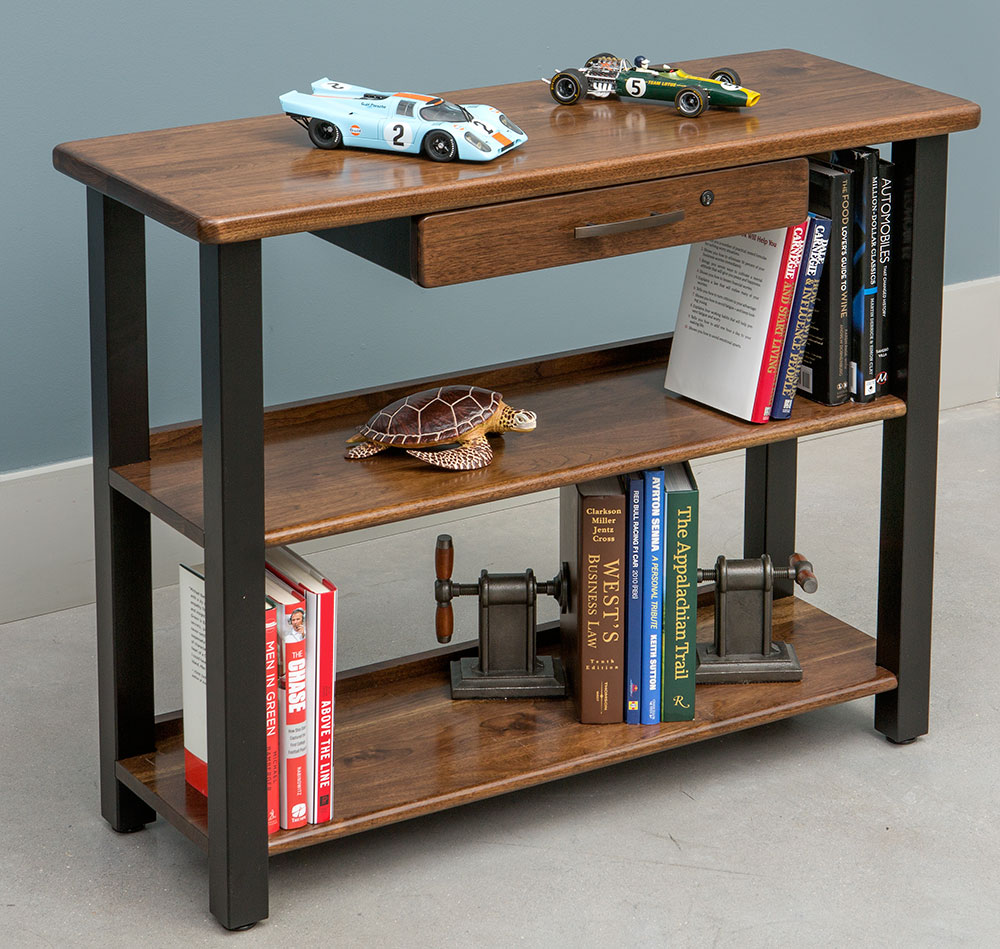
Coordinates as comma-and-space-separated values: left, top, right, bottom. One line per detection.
559, 478, 627, 723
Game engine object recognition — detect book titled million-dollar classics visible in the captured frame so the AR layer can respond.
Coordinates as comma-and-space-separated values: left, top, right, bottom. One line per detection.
559, 478, 626, 723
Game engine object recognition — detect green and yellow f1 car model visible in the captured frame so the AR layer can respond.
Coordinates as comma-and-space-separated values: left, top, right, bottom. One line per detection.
548, 53, 760, 117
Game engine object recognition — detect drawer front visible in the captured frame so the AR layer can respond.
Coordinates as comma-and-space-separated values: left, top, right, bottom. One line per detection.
413, 158, 808, 287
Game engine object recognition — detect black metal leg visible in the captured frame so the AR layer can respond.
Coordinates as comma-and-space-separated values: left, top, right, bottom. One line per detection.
200, 240, 269, 929
744, 439, 798, 598
88, 190, 156, 833
875, 135, 949, 743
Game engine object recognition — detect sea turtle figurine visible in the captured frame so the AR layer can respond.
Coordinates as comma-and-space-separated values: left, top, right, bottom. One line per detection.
345, 385, 536, 470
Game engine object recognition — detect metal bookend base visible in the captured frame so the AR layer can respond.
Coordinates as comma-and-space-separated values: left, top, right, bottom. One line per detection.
695, 641, 802, 683
450, 656, 568, 699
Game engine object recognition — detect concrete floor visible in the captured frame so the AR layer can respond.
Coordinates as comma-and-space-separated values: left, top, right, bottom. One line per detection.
2, 399, 997, 947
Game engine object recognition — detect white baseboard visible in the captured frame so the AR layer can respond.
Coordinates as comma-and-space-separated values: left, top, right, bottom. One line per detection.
2, 277, 996, 625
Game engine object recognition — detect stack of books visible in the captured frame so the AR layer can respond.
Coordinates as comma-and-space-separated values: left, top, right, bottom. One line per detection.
560, 463, 699, 725
664, 144, 894, 420
180, 547, 338, 833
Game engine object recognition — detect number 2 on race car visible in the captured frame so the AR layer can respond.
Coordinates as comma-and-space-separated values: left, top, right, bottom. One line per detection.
383, 122, 414, 148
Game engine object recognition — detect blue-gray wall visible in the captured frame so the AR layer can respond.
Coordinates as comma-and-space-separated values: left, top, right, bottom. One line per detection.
1, 1, 993, 473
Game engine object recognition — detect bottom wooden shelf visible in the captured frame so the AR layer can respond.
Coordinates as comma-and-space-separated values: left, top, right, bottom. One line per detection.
117, 596, 896, 855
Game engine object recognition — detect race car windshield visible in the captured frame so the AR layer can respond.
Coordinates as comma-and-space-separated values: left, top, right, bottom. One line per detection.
419, 100, 472, 123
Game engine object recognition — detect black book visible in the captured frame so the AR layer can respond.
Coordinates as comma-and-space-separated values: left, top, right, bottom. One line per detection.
875, 158, 894, 396
833, 147, 880, 402
799, 160, 852, 405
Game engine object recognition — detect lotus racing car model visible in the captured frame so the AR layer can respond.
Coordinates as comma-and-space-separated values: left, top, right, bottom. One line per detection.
280, 79, 527, 162
548, 54, 759, 117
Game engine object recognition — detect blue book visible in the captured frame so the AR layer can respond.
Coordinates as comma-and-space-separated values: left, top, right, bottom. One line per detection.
624, 473, 645, 724
771, 214, 832, 419
640, 469, 664, 724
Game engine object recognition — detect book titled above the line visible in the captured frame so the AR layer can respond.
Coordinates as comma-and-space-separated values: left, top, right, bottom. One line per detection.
664, 223, 808, 423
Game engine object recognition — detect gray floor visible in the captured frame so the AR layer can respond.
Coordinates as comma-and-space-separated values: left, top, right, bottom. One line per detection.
2, 400, 998, 947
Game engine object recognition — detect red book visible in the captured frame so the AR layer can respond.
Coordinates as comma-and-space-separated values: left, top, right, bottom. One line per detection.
264, 604, 280, 834
267, 548, 338, 824
265, 574, 308, 830
750, 219, 809, 422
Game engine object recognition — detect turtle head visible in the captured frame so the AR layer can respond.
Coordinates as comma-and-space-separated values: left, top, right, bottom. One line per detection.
498, 404, 537, 433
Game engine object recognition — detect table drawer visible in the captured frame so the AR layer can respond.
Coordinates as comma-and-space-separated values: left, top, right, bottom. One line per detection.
413, 158, 807, 287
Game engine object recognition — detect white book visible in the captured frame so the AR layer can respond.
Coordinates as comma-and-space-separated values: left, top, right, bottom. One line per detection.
664, 224, 807, 423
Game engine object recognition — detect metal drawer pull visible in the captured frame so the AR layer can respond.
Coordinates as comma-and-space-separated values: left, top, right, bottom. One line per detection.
574, 209, 685, 239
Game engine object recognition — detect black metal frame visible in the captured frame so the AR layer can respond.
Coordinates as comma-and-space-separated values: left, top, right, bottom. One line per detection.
87, 132, 950, 929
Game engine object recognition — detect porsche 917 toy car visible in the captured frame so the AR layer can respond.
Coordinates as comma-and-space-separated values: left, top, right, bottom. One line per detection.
548, 54, 759, 117
280, 79, 527, 162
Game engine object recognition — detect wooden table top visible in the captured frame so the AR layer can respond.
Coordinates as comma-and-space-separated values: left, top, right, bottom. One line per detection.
53, 49, 979, 243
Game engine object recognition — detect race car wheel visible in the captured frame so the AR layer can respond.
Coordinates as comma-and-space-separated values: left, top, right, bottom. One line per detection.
550, 71, 586, 105
710, 67, 742, 86
308, 118, 342, 149
675, 87, 708, 117
423, 130, 458, 162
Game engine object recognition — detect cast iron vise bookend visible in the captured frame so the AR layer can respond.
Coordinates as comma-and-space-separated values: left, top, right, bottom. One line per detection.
434, 534, 569, 699
695, 553, 818, 683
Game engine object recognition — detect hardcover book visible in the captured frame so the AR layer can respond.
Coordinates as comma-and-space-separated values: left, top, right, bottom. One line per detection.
665, 222, 808, 422
624, 473, 645, 724
559, 477, 627, 723
875, 158, 894, 396
833, 147, 880, 402
799, 160, 852, 405
265, 574, 309, 830
640, 469, 664, 724
266, 547, 339, 825
179, 564, 280, 834
771, 214, 831, 420
661, 463, 699, 722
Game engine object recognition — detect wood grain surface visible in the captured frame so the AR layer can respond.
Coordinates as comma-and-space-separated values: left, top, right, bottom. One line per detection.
115, 597, 896, 855
413, 159, 807, 286
108, 336, 907, 547
53, 50, 980, 242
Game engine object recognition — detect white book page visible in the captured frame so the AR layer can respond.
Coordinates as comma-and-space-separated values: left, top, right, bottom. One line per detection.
664, 229, 785, 419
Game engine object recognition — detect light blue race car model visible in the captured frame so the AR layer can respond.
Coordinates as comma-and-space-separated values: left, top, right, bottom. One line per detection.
279, 79, 528, 162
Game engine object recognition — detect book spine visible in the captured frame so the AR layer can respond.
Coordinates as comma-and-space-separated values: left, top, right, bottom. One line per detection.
279, 632, 308, 829
751, 219, 808, 422
313, 584, 337, 824
641, 470, 664, 724
559, 481, 627, 723
265, 606, 280, 834
771, 216, 831, 419
836, 148, 879, 402
800, 164, 852, 404
661, 468, 698, 722
625, 474, 645, 724
875, 159, 893, 396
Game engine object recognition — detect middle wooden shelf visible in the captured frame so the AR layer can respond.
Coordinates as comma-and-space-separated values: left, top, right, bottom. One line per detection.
109, 334, 906, 547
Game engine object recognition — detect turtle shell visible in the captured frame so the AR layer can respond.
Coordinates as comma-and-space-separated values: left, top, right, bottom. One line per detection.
357, 386, 502, 448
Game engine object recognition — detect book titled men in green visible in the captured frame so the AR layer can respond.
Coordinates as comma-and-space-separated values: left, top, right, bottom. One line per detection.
661, 462, 699, 722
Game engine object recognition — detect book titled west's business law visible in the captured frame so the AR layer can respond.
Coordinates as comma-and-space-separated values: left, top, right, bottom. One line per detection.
665, 223, 808, 422
559, 478, 627, 723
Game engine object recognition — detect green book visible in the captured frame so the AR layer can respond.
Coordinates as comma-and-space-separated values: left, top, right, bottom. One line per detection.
661, 462, 699, 721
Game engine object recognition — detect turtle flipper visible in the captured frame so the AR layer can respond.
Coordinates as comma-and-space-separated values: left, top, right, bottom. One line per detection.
407, 436, 494, 470
345, 441, 388, 460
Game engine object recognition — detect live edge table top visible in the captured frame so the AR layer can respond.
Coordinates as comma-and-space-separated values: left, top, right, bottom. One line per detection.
53, 49, 979, 244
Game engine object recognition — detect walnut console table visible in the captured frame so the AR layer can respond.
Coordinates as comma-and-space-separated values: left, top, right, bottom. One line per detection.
53, 50, 979, 929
